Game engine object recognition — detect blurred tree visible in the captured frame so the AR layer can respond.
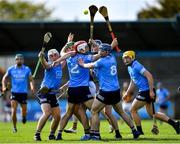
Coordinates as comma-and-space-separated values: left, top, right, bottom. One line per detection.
0, 0, 52, 20
137, 0, 180, 19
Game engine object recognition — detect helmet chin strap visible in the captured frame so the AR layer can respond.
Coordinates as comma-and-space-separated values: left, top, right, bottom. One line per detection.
126, 59, 136, 66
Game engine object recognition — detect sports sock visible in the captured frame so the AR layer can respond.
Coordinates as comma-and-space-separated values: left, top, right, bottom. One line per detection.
35, 130, 41, 134
115, 130, 121, 138
50, 131, 55, 135
136, 125, 143, 133
90, 130, 100, 137
168, 119, 175, 126
131, 126, 137, 133
94, 130, 100, 137
72, 122, 77, 130
84, 128, 90, 135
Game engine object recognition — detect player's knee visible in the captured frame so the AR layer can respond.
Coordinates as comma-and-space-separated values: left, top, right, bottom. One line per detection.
11, 109, 17, 115
65, 110, 73, 118
130, 107, 137, 114
53, 115, 60, 121
43, 111, 52, 118
154, 113, 160, 119
91, 109, 98, 115
104, 109, 111, 116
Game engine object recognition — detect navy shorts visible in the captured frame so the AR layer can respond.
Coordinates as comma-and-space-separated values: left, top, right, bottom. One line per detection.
136, 89, 156, 103
68, 86, 93, 104
160, 104, 168, 109
36, 93, 59, 108
11, 92, 27, 104
96, 89, 121, 105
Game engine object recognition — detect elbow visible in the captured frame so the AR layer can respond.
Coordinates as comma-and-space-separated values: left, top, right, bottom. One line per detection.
149, 73, 153, 81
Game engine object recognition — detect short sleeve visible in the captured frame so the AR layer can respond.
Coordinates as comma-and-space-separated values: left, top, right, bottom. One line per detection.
165, 89, 170, 96
94, 59, 103, 68
26, 67, 32, 76
86, 54, 93, 63
134, 62, 147, 75
7, 67, 12, 76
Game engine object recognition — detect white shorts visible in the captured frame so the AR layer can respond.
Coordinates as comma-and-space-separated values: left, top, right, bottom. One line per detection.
122, 102, 132, 112
89, 81, 96, 97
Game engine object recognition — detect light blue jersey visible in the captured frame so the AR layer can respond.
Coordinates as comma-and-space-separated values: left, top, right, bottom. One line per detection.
41, 64, 62, 90
128, 60, 149, 92
67, 54, 92, 87
94, 54, 120, 91
156, 88, 169, 105
7, 65, 31, 93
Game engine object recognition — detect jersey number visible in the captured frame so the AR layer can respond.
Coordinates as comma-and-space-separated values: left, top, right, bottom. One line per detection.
71, 64, 79, 74
110, 65, 117, 75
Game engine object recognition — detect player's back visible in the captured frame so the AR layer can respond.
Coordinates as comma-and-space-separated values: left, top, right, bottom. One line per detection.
67, 53, 92, 87
96, 54, 119, 91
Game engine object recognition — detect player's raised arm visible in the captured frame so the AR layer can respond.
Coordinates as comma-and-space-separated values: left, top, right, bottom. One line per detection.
111, 38, 118, 49
78, 59, 94, 69
60, 33, 75, 56
38, 50, 49, 69
52, 51, 76, 67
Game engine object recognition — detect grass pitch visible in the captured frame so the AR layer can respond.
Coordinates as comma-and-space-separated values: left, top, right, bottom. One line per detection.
0, 120, 180, 143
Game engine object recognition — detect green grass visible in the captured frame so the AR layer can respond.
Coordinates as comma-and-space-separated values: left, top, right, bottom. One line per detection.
0, 120, 180, 143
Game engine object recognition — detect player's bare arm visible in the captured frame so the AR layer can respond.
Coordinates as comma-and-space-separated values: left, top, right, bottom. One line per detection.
52, 51, 76, 67
38, 51, 49, 69
92, 53, 101, 61
2, 73, 9, 92
29, 75, 35, 94
60, 33, 74, 56
122, 80, 135, 100
111, 38, 118, 49
143, 70, 155, 99
61, 60, 66, 69
78, 59, 94, 69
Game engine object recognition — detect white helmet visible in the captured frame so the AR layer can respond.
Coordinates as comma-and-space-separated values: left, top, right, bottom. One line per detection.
47, 49, 59, 61
74, 40, 88, 53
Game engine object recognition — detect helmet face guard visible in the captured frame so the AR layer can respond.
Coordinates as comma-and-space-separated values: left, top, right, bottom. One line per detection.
94, 39, 102, 46
48, 49, 59, 61
99, 43, 112, 52
74, 40, 88, 53
77, 43, 88, 52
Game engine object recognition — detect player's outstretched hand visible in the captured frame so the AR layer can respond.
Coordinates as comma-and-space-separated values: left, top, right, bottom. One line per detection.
111, 38, 118, 49
38, 51, 45, 58
51, 61, 59, 67
67, 33, 74, 42
78, 58, 84, 67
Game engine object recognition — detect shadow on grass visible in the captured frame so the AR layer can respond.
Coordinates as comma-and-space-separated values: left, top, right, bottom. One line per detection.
102, 137, 180, 142
44, 137, 180, 143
